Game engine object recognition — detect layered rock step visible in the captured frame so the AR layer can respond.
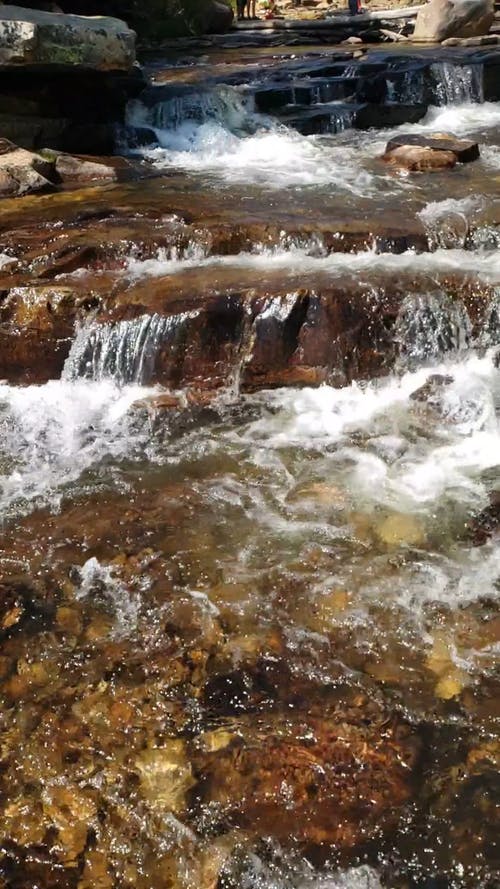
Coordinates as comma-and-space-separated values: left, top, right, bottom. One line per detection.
131, 46, 500, 145
0, 258, 496, 388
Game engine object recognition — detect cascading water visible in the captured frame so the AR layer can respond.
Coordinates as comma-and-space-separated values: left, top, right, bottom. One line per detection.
394, 292, 472, 366
2, 39, 500, 889
430, 62, 484, 105
326, 105, 355, 133
63, 311, 198, 385
127, 84, 265, 141
385, 62, 483, 106
386, 67, 426, 104
478, 288, 500, 348
418, 196, 484, 250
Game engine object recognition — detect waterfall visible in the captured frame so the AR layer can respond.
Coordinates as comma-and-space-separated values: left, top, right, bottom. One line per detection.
395, 293, 472, 365
343, 64, 358, 78
126, 84, 262, 139
327, 105, 355, 133
430, 62, 484, 105
387, 68, 425, 105
386, 63, 483, 106
63, 312, 197, 385
477, 289, 500, 349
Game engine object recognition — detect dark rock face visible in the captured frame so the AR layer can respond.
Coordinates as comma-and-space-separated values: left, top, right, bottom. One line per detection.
0, 192, 493, 390
0, 66, 145, 153
0, 3, 142, 152
52, 0, 234, 39
0, 4, 136, 70
0, 272, 492, 389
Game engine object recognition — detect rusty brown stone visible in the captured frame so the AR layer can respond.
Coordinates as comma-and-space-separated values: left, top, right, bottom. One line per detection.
197, 711, 420, 846
382, 145, 458, 172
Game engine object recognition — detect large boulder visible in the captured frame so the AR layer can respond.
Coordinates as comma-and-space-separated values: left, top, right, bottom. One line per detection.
201, 0, 234, 33
46, 0, 234, 39
0, 5, 136, 70
413, 0, 494, 42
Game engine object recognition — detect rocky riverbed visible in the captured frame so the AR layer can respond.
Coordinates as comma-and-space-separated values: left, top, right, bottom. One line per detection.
0, 30, 498, 889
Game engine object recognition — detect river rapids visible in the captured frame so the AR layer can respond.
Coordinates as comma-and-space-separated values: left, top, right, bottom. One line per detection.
0, 42, 498, 889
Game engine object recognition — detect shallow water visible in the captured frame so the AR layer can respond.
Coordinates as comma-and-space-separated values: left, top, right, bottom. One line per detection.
0, 42, 498, 889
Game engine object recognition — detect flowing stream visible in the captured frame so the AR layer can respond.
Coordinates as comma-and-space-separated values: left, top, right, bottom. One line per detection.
0, 44, 499, 889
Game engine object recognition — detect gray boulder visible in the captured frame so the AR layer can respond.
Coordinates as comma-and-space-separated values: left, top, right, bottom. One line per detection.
0, 138, 56, 197
413, 0, 494, 42
203, 0, 234, 33
0, 5, 136, 70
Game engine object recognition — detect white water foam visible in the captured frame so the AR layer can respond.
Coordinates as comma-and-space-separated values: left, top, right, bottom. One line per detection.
0, 380, 153, 517
238, 351, 500, 513
140, 125, 373, 191
127, 68, 500, 191
76, 556, 140, 637
114, 243, 500, 285
127, 84, 372, 191
237, 857, 382, 889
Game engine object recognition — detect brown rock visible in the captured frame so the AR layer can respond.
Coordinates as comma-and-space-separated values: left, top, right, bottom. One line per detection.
199, 712, 420, 846
413, 0, 494, 42
54, 153, 118, 184
56, 606, 83, 636
384, 133, 480, 163
135, 741, 196, 814
79, 850, 114, 889
0, 575, 55, 638
42, 785, 97, 863
382, 145, 458, 172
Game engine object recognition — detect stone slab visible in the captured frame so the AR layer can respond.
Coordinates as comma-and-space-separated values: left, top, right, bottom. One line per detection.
385, 132, 480, 162
0, 5, 135, 70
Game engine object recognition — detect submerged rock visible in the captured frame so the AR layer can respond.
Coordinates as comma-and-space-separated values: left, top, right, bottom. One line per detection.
410, 373, 455, 403
376, 512, 425, 547
135, 741, 196, 814
467, 490, 500, 545
197, 711, 420, 846
413, 0, 494, 42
